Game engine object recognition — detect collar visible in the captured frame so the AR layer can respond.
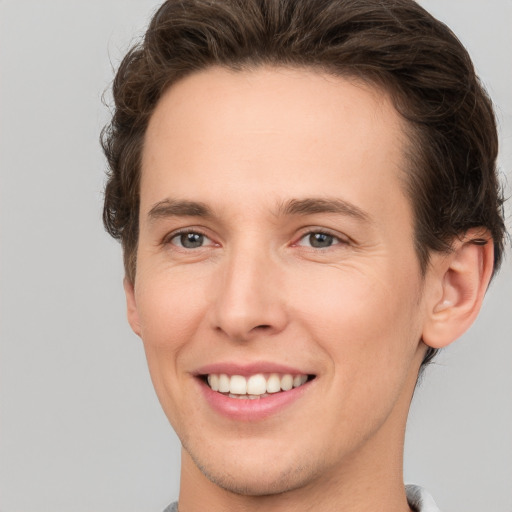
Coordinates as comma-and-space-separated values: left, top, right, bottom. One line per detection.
406, 484, 442, 512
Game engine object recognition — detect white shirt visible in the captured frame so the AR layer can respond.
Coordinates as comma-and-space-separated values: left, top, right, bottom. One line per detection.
406, 484, 442, 511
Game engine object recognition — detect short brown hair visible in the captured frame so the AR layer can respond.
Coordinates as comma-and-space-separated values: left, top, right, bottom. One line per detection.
102, 0, 506, 364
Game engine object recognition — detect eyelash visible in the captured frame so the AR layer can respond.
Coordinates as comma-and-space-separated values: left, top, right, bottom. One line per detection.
295, 229, 348, 249
163, 228, 348, 251
164, 229, 216, 249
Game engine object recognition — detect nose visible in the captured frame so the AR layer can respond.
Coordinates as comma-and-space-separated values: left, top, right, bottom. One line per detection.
210, 244, 288, 342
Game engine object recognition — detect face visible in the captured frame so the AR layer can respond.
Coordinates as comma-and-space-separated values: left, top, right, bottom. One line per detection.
127, 67, 429, 496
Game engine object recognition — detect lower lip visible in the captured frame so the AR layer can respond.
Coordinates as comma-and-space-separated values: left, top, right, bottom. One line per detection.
198, 378, 313, 422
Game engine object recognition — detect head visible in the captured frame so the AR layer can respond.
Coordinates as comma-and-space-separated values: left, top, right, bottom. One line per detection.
102, 0, 505, 368
101, 0, 505, 501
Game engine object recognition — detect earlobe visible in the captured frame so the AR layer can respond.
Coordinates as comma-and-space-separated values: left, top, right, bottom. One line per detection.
123, 277, 142, 337
422, 229, 494, 349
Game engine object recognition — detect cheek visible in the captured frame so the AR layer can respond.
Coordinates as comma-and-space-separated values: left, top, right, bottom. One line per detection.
290, 262, 423, 374
135, 267, 208, 345
291, 265, 423, 436
133, 270, 209, 399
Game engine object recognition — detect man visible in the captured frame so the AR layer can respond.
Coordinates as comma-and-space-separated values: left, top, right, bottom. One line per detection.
102, 1, 506, 510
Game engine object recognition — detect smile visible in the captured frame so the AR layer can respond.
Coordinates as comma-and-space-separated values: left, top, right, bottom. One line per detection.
205, 373, 311, 398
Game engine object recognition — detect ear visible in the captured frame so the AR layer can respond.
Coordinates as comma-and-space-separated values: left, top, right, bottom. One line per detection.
123, 277, 142, 337
422, 229, 494, 349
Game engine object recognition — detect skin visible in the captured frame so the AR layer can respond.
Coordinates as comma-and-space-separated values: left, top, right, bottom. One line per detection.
124, 66, 494, 512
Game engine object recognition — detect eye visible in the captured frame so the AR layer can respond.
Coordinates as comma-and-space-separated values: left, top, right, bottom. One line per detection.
296, 231, 344, 249
169, 231, 213, 249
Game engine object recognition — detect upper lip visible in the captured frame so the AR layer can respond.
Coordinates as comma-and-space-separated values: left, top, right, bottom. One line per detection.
193, 361, 313, 377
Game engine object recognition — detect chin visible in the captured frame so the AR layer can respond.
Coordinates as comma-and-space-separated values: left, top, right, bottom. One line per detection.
183, 438, 320, 497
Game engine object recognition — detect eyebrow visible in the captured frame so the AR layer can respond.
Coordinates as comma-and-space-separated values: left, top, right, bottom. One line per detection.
277, 198, 371, 223
147, 199, 213, 221
147, 197, 371, 224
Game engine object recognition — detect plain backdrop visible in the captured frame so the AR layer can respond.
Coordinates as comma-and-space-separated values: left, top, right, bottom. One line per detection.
0, 1, 511, 511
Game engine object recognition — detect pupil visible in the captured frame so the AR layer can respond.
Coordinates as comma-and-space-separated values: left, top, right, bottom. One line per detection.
181, 233, 204, 248
310, 233, 333, 248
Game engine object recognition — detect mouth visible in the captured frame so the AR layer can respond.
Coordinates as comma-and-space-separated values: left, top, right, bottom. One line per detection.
200, 372, 315, 399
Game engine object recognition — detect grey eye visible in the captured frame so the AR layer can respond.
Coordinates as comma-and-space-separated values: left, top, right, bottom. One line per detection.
173, 232, 205, 248
308, 233, 335, 248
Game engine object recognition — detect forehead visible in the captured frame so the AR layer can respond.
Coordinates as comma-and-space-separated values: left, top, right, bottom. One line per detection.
141, 66, 410, 227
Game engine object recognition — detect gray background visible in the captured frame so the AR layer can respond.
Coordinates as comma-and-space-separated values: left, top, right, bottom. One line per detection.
0, 1, 510, 511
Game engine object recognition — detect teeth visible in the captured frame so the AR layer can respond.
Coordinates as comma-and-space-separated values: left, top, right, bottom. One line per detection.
247, 374, 267, 395
207, 374, 219, 391
281, 374, 293, 391
218, 374, 230, 393
206, 372, 310, 396
292, 375, 307, 388
230, 375, 247, 395
229, 393, 267, 399
266, 373, 281, 393
293, 375, 303, 388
